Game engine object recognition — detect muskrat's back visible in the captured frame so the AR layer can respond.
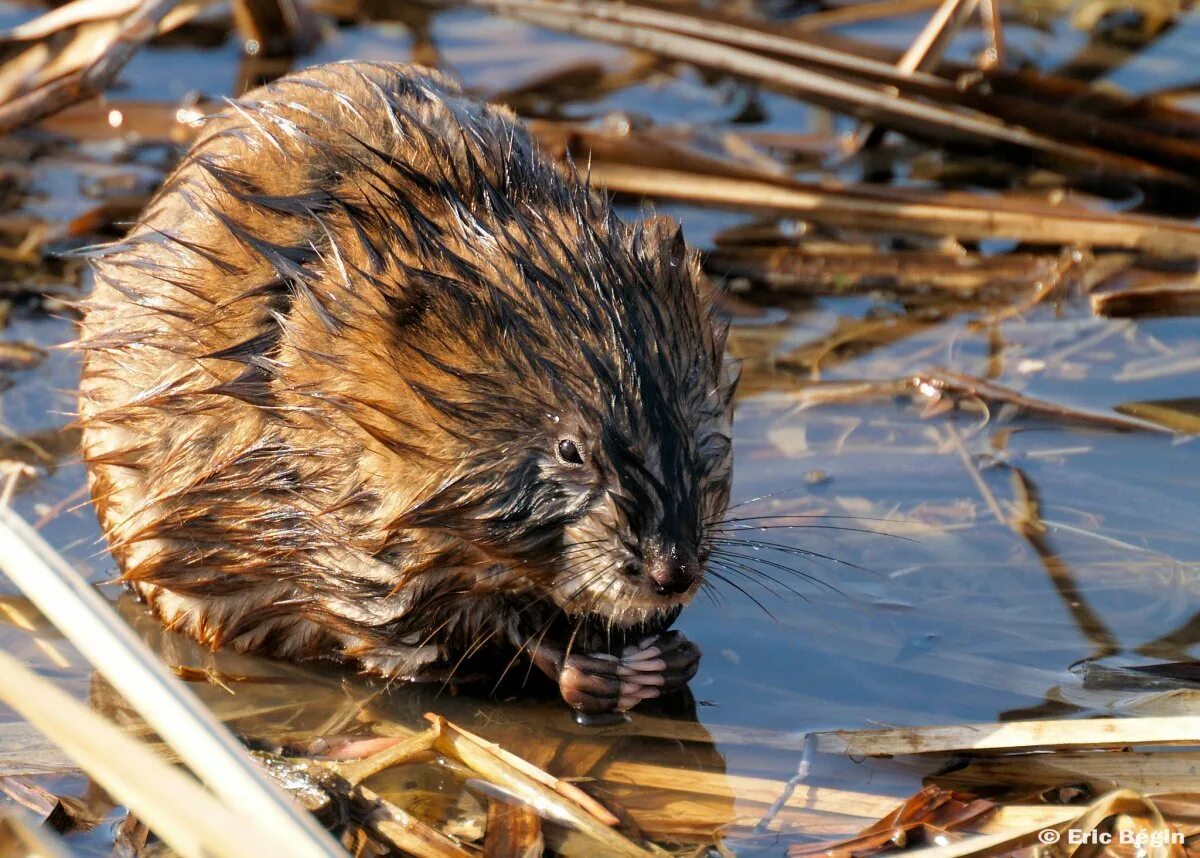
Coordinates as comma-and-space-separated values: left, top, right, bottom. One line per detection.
79, 62, 736, 714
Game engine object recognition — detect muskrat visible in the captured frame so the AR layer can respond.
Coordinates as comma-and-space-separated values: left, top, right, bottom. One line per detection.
78, 61, 737, 717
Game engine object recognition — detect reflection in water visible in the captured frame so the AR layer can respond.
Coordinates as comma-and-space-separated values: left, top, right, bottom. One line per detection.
94, 594, 733, 851
1011, 469, 1120, 661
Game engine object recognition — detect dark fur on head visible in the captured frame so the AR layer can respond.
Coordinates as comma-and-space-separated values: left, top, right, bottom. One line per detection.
78, 61, 737, 680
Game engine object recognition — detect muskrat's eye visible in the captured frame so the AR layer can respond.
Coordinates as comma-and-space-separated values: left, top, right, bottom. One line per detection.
556, 437, 585, 466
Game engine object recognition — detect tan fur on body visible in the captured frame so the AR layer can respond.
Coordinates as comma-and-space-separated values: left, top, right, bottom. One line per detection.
78, 62, 736, 684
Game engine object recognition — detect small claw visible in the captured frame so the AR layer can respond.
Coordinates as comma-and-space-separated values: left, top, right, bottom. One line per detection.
624, 657, 666, 673
623, 646, 663, 664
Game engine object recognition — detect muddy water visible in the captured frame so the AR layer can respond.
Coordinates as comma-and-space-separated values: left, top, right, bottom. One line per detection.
1, 2, 1199, 854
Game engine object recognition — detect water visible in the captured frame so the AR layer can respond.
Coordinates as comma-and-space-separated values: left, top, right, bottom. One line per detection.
0, 1, 1198, 853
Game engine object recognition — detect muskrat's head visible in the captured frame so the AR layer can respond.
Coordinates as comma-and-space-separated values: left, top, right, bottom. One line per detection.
387, 209, 738, 629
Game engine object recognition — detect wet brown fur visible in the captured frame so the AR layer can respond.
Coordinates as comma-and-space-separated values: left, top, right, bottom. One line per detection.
78, 62, 736, 680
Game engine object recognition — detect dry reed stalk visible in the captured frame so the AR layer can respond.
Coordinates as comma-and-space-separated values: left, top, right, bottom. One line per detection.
329, 726, 438, 786
849, 0, 978, 152
0, 650, 280, 858
706, 247, 1060, 295
598, 760, 905, 818
906, 789, 1177, 857
938, 750, 1200, 795
911, 369, 1172, 433
484, 798, 544, 857
978, 0, 1003, 67
0, 0, 210, 41
353, 782, 473, 858
230, 0, 317, 55
0, 507, 341, 856
586, 163, 1200, 255
789, 0, 944, 31
426, 715, 650, 857
426, 715, 619, 826
816, 716, 1200, 756
463, 0, 1194, 183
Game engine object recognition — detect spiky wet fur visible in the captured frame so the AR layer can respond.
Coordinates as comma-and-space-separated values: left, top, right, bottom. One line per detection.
78, 62, 736, 680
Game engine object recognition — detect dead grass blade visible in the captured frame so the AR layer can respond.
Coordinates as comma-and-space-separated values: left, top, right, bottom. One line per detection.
0, 506, 342, 856
786, 785, 995, 856
905, 789, 1181, 858
1114, 399, 1200, 434
586, 163, 1200, 255
327, 726, 439, 787
707, 246, 1062, 297
815, 716, 1200, 756
462, 0, 1198, 184
354, 781, 474, 858
484, 797, 544, 857
0, 650, 278, 858
426, 714, 650, 857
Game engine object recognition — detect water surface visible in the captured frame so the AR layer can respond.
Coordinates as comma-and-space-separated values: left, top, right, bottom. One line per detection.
0, 1, 1198, 853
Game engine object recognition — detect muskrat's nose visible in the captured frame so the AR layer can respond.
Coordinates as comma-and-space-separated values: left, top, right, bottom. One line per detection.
645, 548, 699, 596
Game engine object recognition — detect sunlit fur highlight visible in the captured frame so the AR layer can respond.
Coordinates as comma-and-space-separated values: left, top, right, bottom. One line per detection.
77, 62, 736, 679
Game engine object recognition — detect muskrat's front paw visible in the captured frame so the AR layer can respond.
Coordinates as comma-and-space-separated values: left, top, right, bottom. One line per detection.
559, 653, 624, 715
618, 630, 701, 702
546, 632, 701, 724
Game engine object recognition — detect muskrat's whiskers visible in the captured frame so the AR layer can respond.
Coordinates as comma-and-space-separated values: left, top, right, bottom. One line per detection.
476, 540, 608, 588
553, 540, 613, 561
710, 512, 917, 529
711, 485, 823, 517
377, 612, 457, 693
712, 521, 917, 542
697, 579, 724, 608
707, 555, 808, 601
439, 619, 511, 696
708, 536, 877, 575
562, 568, 618, 668
485, 554, 613, 693
490, 557, 614, 693
707, 547, 848, 599
704, 567, 778, 621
